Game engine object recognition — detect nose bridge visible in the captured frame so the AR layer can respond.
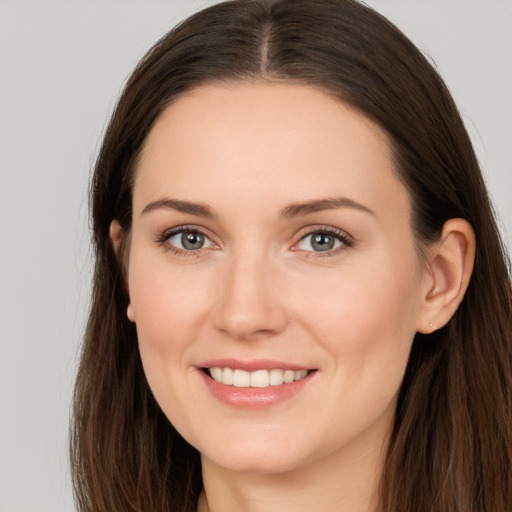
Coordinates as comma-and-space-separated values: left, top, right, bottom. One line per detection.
213, 242, 287, 339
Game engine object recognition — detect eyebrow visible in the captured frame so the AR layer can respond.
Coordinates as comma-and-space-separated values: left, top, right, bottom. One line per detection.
279, 197, 375, 218
140, 196, 374, 219
141, 198, 214, 218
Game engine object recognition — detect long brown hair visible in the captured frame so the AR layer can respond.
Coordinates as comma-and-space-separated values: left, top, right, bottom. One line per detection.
71, 1, 512, 510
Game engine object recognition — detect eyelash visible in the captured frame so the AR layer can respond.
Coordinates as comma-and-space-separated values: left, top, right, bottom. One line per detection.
156, 225, 215, 257
298, 227, 353, 255
156, 225, 354, 257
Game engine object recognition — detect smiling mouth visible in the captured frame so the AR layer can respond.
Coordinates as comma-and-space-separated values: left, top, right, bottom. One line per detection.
205, 367, 311, 388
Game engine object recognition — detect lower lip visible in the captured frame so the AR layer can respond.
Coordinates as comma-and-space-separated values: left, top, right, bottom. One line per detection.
199, 370, 314, 409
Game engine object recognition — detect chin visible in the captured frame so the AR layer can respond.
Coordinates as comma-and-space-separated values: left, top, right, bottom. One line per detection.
203, 448, 308, 475
197, 429, 315, 475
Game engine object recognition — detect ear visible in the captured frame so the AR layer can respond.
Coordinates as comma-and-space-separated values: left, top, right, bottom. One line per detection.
109, 220, 135, 322
416, 218, 476, 334
109, 219, 123, 254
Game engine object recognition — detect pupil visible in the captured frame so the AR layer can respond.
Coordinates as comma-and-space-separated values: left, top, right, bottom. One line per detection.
182, 231, 204, 250
312, 233, 334, 251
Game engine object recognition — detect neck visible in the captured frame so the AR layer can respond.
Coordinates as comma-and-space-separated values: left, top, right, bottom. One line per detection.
198, 432, 387, 512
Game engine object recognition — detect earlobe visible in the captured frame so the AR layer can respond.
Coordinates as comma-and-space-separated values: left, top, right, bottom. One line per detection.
109, 219, 123, 254
417, 218, 476, 334
127, 303, 136, 323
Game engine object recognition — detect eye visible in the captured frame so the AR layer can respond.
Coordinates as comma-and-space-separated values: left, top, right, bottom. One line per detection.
164, 228, 214, 251
296, 229, 351, 253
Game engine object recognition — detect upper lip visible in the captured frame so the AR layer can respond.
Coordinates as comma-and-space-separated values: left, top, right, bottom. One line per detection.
198, 359, 311, 372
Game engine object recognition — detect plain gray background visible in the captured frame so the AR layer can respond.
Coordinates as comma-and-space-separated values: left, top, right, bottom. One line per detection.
0, 1, 511, 510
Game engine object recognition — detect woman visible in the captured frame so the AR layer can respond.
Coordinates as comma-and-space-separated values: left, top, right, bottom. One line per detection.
71, 0, 512, 511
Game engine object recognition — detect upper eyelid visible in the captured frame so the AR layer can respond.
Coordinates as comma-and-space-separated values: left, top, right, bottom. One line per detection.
295, 225, 353, 241
159, 225, 213, 239
156, 224, 354, 248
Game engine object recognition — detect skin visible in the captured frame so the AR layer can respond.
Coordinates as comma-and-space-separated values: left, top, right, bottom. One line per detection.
114, 82, 475, 512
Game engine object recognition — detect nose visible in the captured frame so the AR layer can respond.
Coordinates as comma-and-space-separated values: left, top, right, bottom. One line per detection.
212, 252, 288, 341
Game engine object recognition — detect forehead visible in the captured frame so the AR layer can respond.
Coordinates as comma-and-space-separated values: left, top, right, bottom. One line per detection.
133, 82, 410, 225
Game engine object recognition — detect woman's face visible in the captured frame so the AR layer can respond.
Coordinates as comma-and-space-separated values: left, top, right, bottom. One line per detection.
126, 83, 431, 474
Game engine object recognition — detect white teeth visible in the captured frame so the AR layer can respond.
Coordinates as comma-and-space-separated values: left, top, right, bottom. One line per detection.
223, 367, 234, 385
250, 369, 270, 388
233, 369, 250, 387
295, 369, 308, 381
284, 370, 295, 383
269, 368, 284, 386
208, 367, 309, 388
211, 367, 222, 382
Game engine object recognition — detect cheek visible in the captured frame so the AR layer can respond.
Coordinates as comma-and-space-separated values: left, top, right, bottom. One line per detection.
293, 253, 423, 372
129, 256, 211, 342
128, 259, 210, 429
127, 256, 201, 391
307, 259, 417, 304
290, 258, 422, 441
